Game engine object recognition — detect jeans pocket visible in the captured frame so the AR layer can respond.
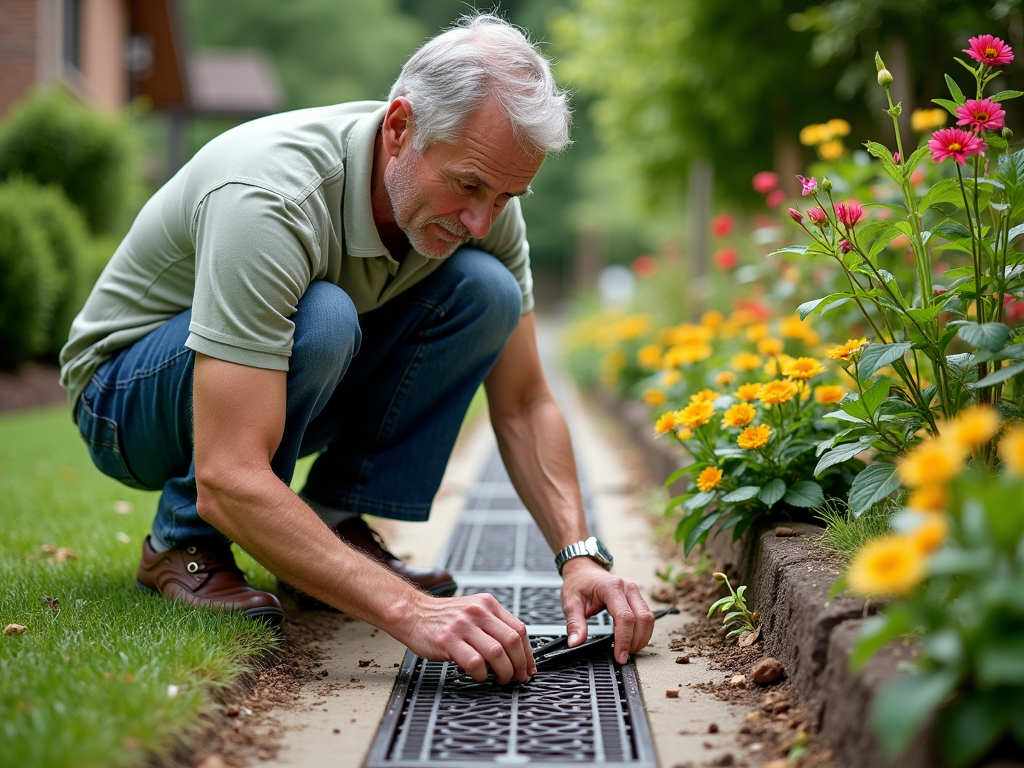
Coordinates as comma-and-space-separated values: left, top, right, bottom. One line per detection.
77, 392, 149, 490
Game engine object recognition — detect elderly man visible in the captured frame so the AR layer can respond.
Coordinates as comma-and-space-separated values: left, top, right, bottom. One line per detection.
60, 14, 653, 684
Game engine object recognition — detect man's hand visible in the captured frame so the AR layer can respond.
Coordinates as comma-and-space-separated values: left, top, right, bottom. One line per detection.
398, 593, 536, 684
560, 558, 655, 664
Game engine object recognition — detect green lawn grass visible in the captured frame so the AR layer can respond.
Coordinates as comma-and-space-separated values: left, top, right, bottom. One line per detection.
0, 405, 279, 767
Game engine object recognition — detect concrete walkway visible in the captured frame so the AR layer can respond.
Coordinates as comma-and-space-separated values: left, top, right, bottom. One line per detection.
253, 323, 752, 768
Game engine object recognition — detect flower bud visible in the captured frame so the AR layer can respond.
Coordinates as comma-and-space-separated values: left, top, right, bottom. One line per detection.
893, 152, 900, 164
840, 239, 853, 253
877, 68, 894, 86
874, 52, 887, 72
1004, 127, 1014, 140
933, 285, 947, 295
888, 103, 902, 117
821, 177, 833, 193
787, 207, 804, 224
713, 572, 727, 582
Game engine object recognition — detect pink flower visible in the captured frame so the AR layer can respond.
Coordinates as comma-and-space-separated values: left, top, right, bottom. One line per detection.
752, 171, 779, 194
787, 208, 804, 224
796, 175, 817, 196
840, 239, 853, 253
632, 255, 657, 278
964, 35, 1014, 67
928, 128, 988, 165
765, 190, 786, 208
834, 201, 865, 227
807, 207, 830, 228
714, 248, 739, 270
712, 214, 735, 237
956, 98, 1006, 132
893, 152, 900, 163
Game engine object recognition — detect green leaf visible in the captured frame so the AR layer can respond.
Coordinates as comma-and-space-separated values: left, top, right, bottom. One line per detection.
796, 297, 824, 319
720, 485, 760, 502
970, 360, 1024, 388
664, 466, 690, 487
958, 321, 1012, 351
937, 695, 1005, 768
684, 509, 722, 554
857, 342, 912, 380
974, 342, 1024, 362
944, 73, 965, 104
768, 244, 810, 257
991, 89, 1024, 102
920, 178, 965, 212
683, 491, 716, 511
931, 97, 960, 116
848, 463, 901, 516
707, 595, 734, 616
814, 439, 870, 475
864, 141, 902, 183
977, 636, 1024, 686
757, 478, 786, 508
872, 671, 958, 758
933, 220, 972, 240
903, 145, 931, 177
905, 305, 944, 323
861, 377, 892, 416
782, 480, 824, 508
851, 610, 913, 669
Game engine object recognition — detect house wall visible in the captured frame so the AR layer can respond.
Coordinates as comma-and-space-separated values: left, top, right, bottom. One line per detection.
79, 0, 128, 111
0, 0, 55, 116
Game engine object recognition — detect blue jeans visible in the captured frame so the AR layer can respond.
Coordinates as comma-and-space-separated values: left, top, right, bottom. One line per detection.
76, 249, 522, 548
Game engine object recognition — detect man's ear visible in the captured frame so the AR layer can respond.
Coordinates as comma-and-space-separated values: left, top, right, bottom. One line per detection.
381, 97, 414, 158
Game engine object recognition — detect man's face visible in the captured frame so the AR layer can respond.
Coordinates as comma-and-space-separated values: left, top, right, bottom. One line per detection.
384, 99, 545, 259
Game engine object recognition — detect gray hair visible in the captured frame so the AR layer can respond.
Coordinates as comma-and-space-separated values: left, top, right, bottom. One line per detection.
388, 13, 572, 155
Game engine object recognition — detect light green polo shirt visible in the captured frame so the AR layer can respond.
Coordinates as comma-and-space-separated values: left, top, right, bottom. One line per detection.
59, 101, 534, 411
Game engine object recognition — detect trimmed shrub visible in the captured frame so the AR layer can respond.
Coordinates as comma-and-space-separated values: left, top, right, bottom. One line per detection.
0, 184, 59, 370
0, 88, 139, 235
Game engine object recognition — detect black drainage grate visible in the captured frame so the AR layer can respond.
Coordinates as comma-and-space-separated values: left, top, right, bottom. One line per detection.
365, 638, 655, 767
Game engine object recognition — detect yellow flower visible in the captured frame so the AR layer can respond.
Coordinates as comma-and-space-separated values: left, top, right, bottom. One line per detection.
757, 337, 785, 356
814, 385, 846, 405
944, 405, 1001, 452
654, 411, 680, 435
826, 118, 851, 137
781, 357, 828, 380
701, 310, 724, 330
715, 370, 737, 387
907, 513, 948, 554
722, 403, 757, 428
642, 389, 667, 407
758, 379, 799, 405
689, 389, 720, 404
696, 466, 724, 493
737, 424, 772, 449
906, 485, 947, 512
735, 383, 763, 402
664, 343, 713, 367
731, 352, 763, 372
617, 314, 652, 340
666, 323, 713, 346
998, 424, 1024, 476
764, 354, 794, 376
678, 400, 715, 428
826, 338, 868, 360
746, 323, 770, 343
799, 123, 828, 146
818, 139, 844, 161
637, 344, 663, 370
779, 315, 813, 340
676, 426, 693, 440
662, 370, 681, 387
847, 535, 926, 596
897, 438, 966, 488
911, 108, 947, 133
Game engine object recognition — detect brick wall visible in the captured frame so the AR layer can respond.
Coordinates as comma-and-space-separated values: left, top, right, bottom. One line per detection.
0, 0, 41, 116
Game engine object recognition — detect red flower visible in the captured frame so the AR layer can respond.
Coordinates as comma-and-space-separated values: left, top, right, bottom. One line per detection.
765, 190, 786, 208
733, 299, 770, 321
712, 214, 735, 238
834, 201, 864, 227
632, 255, 657, 278
787, 207, 804, 224
956, 98, 1006, 132
1004, 294, 1024, 324
840, 239, 853, 253
714, 248, 739, 270
807, 207, 830, 228
928, 128, 988, 165
752, 171, 779, 194
796, 175, 817, 196
964, 35, 1014, 67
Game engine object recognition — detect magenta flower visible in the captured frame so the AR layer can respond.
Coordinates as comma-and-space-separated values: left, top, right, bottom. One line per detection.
893, 152, 900, 164
787, 207, 804, 224
752, 171, 779, 194
964, 35, 1014, 67
956, 98, 1006, 132
928, 128, 988, 165
807, 207, 830, 228
840, 240, 853, 254
796, 175, 817, 196
834, 201, 865, 228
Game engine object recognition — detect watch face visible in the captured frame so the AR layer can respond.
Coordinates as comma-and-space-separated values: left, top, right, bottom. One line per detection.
585, 537, 613, 566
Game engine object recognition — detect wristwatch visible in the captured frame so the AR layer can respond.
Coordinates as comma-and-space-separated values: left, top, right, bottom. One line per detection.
555, 536, 614, 576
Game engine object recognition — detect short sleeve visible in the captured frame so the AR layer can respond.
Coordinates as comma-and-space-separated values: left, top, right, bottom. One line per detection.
186, 183, 321, 369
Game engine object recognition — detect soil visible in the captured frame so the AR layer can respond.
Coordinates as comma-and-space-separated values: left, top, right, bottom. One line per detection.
158, 602, 352, 768
0, 362, 66, 413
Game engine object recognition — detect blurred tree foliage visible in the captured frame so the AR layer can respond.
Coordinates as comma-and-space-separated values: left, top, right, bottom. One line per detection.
551, 0, 1016, 205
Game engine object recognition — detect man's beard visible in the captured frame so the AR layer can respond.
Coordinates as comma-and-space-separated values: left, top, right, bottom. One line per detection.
384, 151, 471, 260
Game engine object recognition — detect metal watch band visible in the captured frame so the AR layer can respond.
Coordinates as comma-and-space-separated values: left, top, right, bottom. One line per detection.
554, 537, 612, 576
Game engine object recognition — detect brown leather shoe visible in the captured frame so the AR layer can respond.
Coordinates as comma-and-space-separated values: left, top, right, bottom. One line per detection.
283, 516, 457, 610
136, 536, 284, 627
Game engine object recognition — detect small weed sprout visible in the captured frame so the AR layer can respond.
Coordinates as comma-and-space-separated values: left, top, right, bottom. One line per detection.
707, 572, 758, 641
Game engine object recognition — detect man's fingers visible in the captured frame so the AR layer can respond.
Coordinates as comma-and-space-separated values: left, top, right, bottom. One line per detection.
625, 581, 655, 653
599, 576, 636, 664
562, 594, 589, 647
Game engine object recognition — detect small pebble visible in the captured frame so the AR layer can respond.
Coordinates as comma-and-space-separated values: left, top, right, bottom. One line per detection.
665, 689, 680, 698
333, 728, 340, 734
775, 526, 795, 537
729, 674, 746, 686
752, 657, 784, 684
710, 754, 735, 767
4, 624, 27, 635
708, 723, 719, 733
675, 655, 690, 664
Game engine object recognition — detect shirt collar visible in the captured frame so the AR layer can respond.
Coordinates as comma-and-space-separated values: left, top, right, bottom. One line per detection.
342, 103, 391, 259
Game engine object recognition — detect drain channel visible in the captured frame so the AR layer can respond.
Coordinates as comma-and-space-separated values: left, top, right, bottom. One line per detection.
365, 447, 655, 767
